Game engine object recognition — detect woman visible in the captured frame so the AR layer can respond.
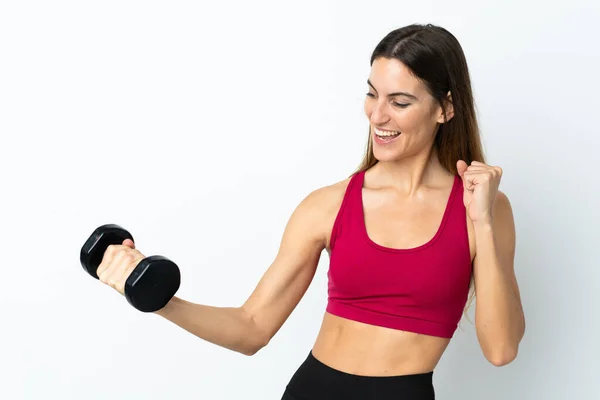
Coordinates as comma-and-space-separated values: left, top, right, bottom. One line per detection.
96, 24, 526, 399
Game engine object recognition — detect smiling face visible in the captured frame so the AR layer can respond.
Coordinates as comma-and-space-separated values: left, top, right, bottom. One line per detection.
364, 57, 452, 162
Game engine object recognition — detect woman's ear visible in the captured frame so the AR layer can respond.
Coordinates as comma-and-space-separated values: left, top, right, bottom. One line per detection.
437, 91, 454, 123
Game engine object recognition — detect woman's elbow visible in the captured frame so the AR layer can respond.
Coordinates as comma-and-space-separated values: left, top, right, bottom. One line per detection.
485, 345, 519, 367
239, 331, 271, 356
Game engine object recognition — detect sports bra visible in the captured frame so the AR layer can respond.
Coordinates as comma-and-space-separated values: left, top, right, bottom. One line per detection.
326, 170, 472, 338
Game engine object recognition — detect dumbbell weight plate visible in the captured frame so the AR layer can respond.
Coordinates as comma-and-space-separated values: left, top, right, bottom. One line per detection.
80, 224, 134, 279
125, 255, 181, 312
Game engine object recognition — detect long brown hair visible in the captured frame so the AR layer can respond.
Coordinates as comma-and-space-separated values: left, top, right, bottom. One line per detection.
355, 24, 484, 318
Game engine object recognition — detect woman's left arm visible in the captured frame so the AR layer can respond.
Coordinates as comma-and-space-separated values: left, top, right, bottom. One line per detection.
457, 160, 526, 367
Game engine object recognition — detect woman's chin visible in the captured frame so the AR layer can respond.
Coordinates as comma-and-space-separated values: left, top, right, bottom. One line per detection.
373, 147, 405, 162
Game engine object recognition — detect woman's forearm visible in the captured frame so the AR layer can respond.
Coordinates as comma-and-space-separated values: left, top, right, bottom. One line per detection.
154, 296, 268, 356
473, 221, 525, 364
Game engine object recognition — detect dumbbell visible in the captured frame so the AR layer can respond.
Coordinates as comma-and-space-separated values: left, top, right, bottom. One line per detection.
80, 224, 181, 312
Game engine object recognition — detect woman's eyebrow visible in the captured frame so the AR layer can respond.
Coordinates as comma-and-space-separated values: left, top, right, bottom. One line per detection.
367, 79, 418, 100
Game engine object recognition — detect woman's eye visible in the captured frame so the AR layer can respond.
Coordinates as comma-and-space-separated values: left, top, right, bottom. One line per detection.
366, 93, 409, 108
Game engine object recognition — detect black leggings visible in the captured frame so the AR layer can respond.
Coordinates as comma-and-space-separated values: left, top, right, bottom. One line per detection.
281, 351, 435, 400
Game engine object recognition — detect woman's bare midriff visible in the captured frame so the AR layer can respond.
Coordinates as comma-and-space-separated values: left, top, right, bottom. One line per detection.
310, 312, 451, 376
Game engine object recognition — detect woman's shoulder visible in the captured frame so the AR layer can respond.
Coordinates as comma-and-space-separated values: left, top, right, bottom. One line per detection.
305, 175, 354, 213
291, 175, 354, 236
296, 176, 354, 250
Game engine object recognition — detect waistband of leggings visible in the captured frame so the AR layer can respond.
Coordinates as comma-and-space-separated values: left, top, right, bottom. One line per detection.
306, 350, 434, 382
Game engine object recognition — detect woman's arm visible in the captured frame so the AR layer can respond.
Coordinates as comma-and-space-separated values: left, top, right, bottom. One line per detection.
472, 190, 526, 366
155, 300, 265, 355
155, 187, 333, 355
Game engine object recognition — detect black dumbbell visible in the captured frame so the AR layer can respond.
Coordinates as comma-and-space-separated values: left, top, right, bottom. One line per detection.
80, 224, 181, 312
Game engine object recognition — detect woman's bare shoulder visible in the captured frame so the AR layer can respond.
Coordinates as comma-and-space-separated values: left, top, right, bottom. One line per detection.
305, 176, 352, 214
299, 175, 353, 249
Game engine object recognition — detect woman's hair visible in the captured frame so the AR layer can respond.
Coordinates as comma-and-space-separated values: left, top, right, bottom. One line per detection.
355, 23, 484, 318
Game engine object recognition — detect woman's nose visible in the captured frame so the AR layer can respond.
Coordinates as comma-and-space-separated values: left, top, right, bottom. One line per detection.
369, 101, 390, 126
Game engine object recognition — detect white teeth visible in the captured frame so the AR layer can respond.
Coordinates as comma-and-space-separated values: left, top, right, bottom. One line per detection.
374, 127, 400, 137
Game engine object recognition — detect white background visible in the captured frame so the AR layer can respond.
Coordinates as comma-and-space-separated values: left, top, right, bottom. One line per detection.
1, 1, 599, 399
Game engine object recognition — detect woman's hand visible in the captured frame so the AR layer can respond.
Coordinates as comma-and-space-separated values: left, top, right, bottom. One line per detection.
456, 160, 503, 224
96, 239, 146, 296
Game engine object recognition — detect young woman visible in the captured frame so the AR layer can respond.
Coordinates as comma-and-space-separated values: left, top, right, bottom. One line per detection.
96, 23, 525, 399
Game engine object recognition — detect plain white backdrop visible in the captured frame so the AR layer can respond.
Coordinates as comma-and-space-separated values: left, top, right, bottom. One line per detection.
1, 0, 599, 399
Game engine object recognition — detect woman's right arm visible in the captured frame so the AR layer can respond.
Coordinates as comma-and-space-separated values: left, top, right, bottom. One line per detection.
155, 186, 335, 356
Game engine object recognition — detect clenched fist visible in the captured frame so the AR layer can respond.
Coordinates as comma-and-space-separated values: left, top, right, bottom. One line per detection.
96, 239, 147, 296
456, 160, 503, 223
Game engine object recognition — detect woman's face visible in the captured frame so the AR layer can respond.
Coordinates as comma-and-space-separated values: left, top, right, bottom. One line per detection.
364, 57, 451, 162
